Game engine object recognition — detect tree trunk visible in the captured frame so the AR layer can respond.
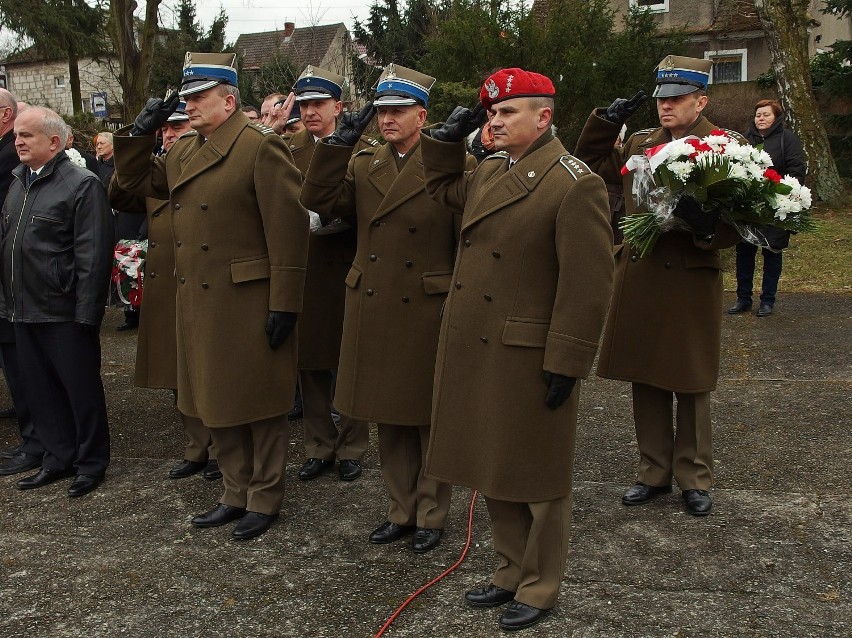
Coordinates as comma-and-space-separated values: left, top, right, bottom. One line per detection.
109, 0, 162, 121
752, 0, 843, 204
67, 41, 82, 115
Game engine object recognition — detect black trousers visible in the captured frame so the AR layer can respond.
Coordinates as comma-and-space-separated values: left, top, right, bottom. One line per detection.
14, 322, 110, 475
0, 332, 43, 457
735, 241, 783, 305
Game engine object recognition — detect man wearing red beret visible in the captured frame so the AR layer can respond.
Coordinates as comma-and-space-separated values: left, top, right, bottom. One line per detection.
420, 68, 614, 631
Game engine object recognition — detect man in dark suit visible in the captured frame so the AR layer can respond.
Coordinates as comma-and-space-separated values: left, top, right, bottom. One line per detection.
0, 93, 44, 477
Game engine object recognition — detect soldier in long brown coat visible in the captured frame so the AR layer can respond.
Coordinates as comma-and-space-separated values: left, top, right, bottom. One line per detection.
281, 66, 373, 483
421, 69, 614, 631
301, 64, 474, 555
574, 55, 742, 517
113, 53, 309, 541
109, 104, 218, 481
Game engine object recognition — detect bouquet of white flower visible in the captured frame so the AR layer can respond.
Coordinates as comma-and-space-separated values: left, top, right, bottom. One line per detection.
620, 130, 815, 257
65, 147, 87, 168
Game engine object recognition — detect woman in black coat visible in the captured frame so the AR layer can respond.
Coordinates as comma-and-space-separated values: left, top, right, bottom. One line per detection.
729, 99, 806, 317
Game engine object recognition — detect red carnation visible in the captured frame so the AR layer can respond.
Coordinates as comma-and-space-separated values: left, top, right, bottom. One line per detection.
709, 129, 730, 138
764, 169, 782, 184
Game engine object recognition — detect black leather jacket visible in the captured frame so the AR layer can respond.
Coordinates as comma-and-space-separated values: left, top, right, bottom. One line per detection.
0, 151, 114, 325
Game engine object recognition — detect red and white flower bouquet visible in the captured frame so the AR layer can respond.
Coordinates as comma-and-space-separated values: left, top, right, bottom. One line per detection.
619, 130, 815, 257
112, 239, 147, 309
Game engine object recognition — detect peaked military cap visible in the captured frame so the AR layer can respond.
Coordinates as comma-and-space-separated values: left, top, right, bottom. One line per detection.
179, 52, 238, 97
167, 100, 189, 122
373, 64, 435, 108
286, 103, 302, 126
653, 55, 713, 98
295, 66, 344, 102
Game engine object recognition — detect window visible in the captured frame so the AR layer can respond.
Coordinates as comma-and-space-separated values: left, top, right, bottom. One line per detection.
54, 76, 65, 88
629, 0, 669, 13
705, 49, 748, 84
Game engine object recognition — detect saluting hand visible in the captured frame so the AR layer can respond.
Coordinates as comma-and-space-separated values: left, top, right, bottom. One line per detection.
327, 101, 377, 146
130, 91, 181, 136
603, 90, 648, 126
431, 103, 488, 143
543, 371, 577, 410
266, 311, 297, 350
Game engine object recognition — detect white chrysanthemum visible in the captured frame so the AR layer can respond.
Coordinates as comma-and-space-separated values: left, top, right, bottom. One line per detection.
728, 163, 748, 180
663, 139, 695, 161
667, 160, 694, 181
65, 148, 86, 168
754, 149, 773, 168
702, 134, 730, 152
746, 161, 766, 180
721, 140, 750, 161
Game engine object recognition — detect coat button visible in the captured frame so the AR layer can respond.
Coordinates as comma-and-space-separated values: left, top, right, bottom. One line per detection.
480, 336, 488, 343
201, 244, 209, 251
455, 281, 462, 289
372, 220, 381, 227
630, 255, 639, 262
174, 203, 181, 210
402, 296, 409, 303
150, 272, 156, 278
492, 251, 501, 258
408, 226, 416, 233
370, 254, 377, 262
201, 203, 208, 210
366, 288, 375, 296
179, 277, 186, 284
405, 260, 413, 268
201, 282, 209, 289
664, 262, 672, 269
150, 241, 156, 248
176, 240, 182, 247
484, 294, 492, 302
464, 239, 471, 247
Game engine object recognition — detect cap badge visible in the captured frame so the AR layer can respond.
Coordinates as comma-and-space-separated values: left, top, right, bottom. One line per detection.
485, 79, 499, 100
304, 66, 314, 77
663, 56, 675, 71
385, 63, 397, 80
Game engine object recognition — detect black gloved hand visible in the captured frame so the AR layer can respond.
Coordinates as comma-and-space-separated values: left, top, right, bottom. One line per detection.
327, 101, 376, 146
672, 195, 720, 237
431, 103, 488, 143
543, 371, 577, 410
130, 92, 181, 137
266, 311, 297, 350
603, 91, 648, 125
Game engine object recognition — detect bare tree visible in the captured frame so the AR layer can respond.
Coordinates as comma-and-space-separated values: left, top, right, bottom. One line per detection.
108, 0, 162, 120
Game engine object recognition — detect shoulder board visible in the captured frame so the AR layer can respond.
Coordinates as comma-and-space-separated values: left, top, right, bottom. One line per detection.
354, 147, 378, 158
177, 130, 197, 141
361, 135, 380, 147
483, 151, 509, 161
634, 128, 655, 135
248, 123, 277, 136
559, 155, 591, 180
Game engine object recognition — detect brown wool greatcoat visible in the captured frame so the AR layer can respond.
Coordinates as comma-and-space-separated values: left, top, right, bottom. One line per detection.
284, 129, 377, 369
574, 111, 741, 393
113, 112, 309, 426
421, 133, 614, 502
108, 180, 178, 388
300, 139, 474, 426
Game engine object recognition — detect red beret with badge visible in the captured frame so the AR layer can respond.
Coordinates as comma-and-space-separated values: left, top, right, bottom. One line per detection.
479, 68, 556, 110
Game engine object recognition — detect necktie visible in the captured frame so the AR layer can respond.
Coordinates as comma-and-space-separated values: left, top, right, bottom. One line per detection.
27, 170, 36, 188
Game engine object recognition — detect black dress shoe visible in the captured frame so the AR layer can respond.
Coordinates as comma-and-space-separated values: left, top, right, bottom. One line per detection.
298, 458, 333, 480
622, 482, 673, 506
465, 584, 516, 608
369, 521, 415, 544
202, 459, 222, 481
756, 302, 773, 317
0, 406, 17, 419
727, 299, 752, 314
191, 503, 247, 528
68, 474, 104, 497
231, 512, 278, 540
683, 489, 712, 516
168, 459, 207, 479
115, 321, 138, 331
16, 467, 74, 490
412, 527, 442, 554
499, 601, 549, 631
338, 459, 362, 481
1, 444, 23, 458
0, 451, 42, 476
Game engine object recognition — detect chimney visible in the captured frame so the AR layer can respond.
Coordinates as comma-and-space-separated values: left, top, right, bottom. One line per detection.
284, 22, 296, 37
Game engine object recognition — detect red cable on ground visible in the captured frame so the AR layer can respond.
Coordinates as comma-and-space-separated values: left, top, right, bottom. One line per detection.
373, 489, 479, 638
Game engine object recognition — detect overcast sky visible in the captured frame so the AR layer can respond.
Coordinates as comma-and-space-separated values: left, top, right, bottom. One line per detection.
177, 0, 373, 44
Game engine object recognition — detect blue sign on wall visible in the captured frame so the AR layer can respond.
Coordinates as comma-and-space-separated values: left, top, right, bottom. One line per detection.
91, 92, 108, 118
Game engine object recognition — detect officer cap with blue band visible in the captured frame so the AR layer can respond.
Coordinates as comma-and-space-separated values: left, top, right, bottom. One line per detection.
294, 66, 345, 102
652, 55, 713, 99
179, 52, 238, 97
167, 100, 189, 122
373, 63, 436, 108
286, 103, 301, 126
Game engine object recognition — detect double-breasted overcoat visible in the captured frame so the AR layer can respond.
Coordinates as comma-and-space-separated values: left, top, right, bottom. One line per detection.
421, 133, 614, 502
113, 112, 309, 426
574, 112, 741, 393
300, 140, 473, 426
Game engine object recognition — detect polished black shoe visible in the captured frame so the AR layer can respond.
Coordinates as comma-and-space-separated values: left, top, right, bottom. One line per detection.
1, 444, 23, 458
191, 503, 247, 528
369, 521, 415, 544
202, 459, 222, 481
683, 489, 713, 516
68, 474, 104, 497
0, 406, 16, 419
287, 408, 303, 421
727, 299, 752, 314
115, 321, 138, 331
231, 511, 278, 540
168, 459, 207, 479
298, 458, 333, 480
499, 601, 549, 631
622, 482, 672, 506
465, 584, 515, 608
0, 451, 42, 476
338, 459, 362, 481
412, 527, 443, 554
16, 467, 74, 490
756, 302, 774, 317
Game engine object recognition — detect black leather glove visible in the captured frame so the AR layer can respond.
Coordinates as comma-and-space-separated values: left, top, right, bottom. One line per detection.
672, 195, 720, 237
603, 91, 648, 125
130, 92, 181, 137
431, 103, 488, 143
327, 102, 376, 146
543, 371, 577, 410
266, 311, 297, 350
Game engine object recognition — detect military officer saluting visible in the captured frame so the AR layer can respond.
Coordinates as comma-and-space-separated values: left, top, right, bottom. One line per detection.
574, 55, 742, 516
301, 64, 475, 554
113, 53, 309, 540
283, 65, 373, 483
420, 68, 614, 631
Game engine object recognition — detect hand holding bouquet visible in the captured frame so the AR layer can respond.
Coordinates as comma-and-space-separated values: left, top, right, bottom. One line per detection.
620, 130, 815, 257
